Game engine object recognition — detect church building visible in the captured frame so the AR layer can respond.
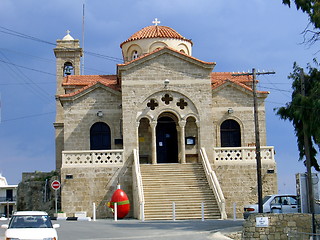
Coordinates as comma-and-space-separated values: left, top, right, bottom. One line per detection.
53, 20, 277, 219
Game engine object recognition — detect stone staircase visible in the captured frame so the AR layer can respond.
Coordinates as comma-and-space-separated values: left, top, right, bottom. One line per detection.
140, 163, 221, 220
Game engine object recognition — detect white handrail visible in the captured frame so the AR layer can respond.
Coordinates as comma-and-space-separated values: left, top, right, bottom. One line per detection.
200, 147, 227, 219
133, 149, 144, 220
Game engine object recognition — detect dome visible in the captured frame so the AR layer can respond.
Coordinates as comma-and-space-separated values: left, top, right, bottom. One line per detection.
62, 30, 74, 41
120, 24, 193, 62
120, 25, 193, 48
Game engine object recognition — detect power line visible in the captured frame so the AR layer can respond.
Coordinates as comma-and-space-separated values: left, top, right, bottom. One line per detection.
260, 74, 291, 98
259, 86, 292, 93
0, 51, 54, 103
0, 48, 53, 63
0, 82, 55, 86
1, 111, 55, 123
0, 25, 123, 63
0, 26, 56, 46
0, 59, 56, 76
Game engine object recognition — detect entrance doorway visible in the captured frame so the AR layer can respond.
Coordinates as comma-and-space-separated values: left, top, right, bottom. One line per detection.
156, 116, 178, 163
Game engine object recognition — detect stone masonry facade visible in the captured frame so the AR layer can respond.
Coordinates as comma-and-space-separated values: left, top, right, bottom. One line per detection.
54, 25, 278, 219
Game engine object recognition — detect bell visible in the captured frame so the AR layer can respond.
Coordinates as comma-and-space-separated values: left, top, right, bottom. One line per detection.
64, 66, 72, 75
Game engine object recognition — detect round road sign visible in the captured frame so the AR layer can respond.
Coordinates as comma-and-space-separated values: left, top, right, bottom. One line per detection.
51, 180, 61, 190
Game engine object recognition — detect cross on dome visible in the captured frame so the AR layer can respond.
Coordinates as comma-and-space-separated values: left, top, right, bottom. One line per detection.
62, 30, 74, 41
152, 18, 160, 26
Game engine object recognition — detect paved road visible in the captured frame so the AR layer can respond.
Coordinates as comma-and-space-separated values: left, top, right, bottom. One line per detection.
1, 219, 243, 240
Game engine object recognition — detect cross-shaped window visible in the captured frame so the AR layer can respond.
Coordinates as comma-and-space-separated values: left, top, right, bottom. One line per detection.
147, 99, 158, 110
161, 94, 173, 105
177, 98, 188, 109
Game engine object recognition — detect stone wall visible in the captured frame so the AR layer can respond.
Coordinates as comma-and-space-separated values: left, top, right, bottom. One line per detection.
243, 213, 320, 239
61, 165, 132, 218
214, 162, 277, 219
212, 85, 267, 147
17, 171, 59, 216
120, 50, 215, 165
63, 87, 122, 151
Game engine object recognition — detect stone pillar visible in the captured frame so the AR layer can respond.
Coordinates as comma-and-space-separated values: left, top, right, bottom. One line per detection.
179, 120, 186, 164
136, 121, 140, 153
196, 120, 200, 160
150, 121, 157, 164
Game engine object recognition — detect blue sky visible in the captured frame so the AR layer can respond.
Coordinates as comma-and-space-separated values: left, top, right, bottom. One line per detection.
0, 0, 318, 194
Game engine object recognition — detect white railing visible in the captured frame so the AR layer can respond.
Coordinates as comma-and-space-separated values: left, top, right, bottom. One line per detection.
213, 146, 275, 164
200, 147, 227, 219
62, 150, 124, 167
132, 149, 145, 220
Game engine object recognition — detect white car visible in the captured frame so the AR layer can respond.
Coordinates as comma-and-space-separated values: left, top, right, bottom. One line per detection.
1, 211, 59, 240
243, 194, 298, 219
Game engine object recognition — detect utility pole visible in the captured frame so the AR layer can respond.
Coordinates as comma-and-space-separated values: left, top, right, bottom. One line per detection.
300, 69, 316, 236
233, 68, 275, 213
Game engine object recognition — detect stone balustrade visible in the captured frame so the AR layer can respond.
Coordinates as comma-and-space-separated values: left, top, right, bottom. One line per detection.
213, 146, 275, 164
62, 150, 124, 167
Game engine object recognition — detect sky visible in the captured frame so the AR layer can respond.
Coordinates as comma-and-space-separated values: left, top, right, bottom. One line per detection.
0, 0, 318, 194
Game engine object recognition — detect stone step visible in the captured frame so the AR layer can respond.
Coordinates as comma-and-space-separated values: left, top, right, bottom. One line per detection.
140, 163, 221, 220
144, 204, 219, 210
143, 211, 221, 220
144, 191, 214, 196
144, 211, 220, 217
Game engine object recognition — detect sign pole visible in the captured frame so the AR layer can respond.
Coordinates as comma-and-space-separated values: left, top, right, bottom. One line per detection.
51, 180, 61, 214
55, 190, 58, 214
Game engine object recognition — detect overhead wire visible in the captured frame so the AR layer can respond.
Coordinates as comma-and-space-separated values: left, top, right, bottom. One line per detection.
3, 25, 316, 121
0, 59, 55, 76
0, 51, 54, 103
1, 111, 55, 123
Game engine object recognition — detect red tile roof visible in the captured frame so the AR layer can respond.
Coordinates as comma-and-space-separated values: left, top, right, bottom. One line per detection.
62, 75, 118, 86
120, 25, 193, 47
211, 72, 269, 94
59, 72, 268, 99
59, 75, 120, 98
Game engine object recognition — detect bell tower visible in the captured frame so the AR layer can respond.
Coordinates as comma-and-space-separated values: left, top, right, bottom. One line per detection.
53, 31, 82, 169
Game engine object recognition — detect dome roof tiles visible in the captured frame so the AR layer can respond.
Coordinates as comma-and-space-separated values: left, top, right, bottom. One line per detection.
120, 25, 193, 47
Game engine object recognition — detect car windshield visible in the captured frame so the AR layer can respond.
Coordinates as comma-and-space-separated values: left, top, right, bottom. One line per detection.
262, 196, 272, 204
9, 215, 53, 229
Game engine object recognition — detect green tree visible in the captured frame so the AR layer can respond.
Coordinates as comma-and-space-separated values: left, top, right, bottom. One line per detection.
283, 0, 320, 27
275, 62, 320, 170
282, 0, 320, 43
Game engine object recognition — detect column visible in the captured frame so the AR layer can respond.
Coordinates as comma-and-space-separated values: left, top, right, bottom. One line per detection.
136, 121, 140, 153
150, 121, 157, 164
179, 120, 186, 164
196, 120, 200, 162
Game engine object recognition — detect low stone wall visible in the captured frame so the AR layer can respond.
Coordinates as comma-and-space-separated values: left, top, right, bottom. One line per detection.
242, 213, 319, 239
61, 165, 132, 219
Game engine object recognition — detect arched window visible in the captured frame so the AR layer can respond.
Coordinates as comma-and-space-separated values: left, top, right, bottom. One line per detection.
220, 119, 241, 147
90, 122, 111, 150
132, 51, 139, 60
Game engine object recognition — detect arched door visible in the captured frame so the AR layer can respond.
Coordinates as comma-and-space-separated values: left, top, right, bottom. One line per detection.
90, 122, 111, 150
156, 117, 178, 163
